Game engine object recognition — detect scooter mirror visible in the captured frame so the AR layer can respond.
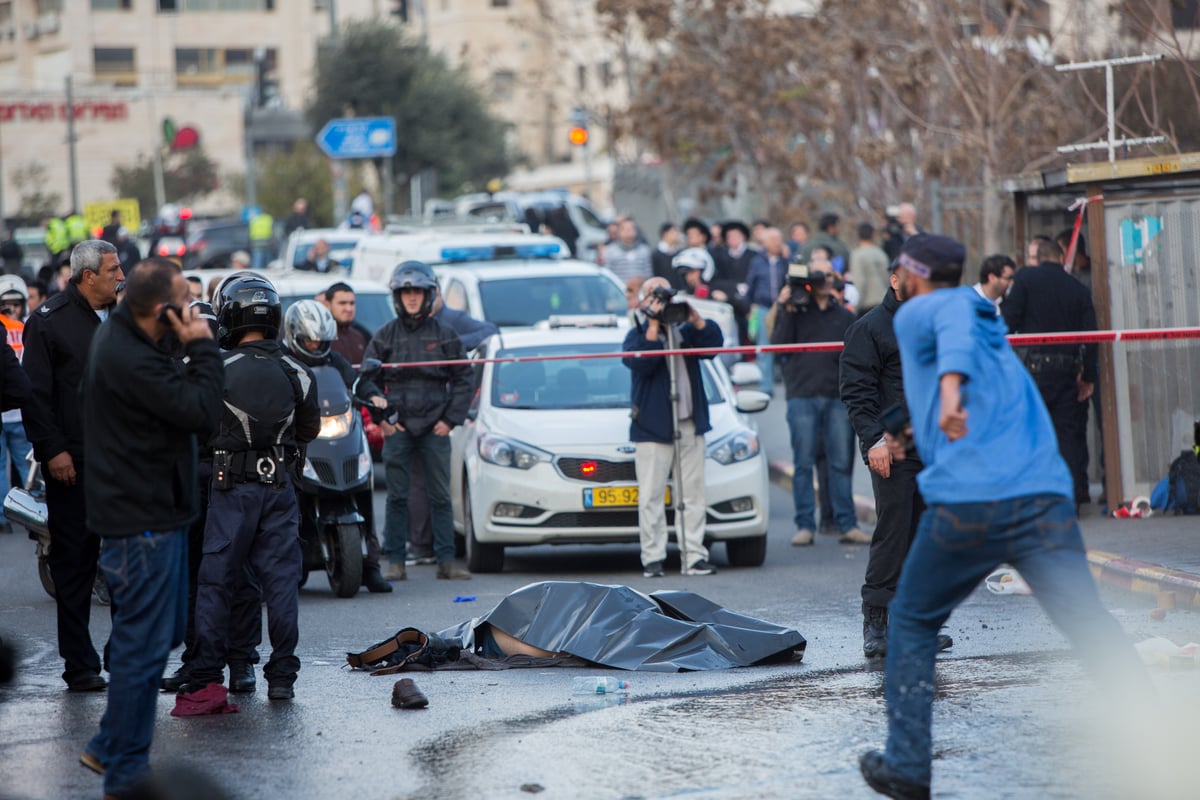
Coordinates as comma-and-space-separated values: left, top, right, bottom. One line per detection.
359, 357, 383, 378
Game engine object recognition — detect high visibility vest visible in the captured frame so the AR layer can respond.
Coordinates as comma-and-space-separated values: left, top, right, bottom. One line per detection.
0, 314, 23, 360
65, 214, 88, 244
249, 213, 274, 242
45, 218, 69, 254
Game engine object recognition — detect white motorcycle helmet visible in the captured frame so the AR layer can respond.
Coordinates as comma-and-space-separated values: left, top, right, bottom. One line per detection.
671, 247, 715, 284
283, 299, 337, 365
0, 275, 28, 318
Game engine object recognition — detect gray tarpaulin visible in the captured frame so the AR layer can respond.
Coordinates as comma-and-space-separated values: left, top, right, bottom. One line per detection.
437, 581, 806, 672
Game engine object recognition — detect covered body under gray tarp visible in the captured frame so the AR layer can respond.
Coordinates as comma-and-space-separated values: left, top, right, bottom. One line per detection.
437, 581, 806, 672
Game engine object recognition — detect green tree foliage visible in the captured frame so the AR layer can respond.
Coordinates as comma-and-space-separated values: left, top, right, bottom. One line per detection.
110, 148, 220, 214
256, 142, 337, 227
309, 21, 511, 198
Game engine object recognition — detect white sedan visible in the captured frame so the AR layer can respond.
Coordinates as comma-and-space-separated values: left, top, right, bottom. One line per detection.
450, 321, 771, 573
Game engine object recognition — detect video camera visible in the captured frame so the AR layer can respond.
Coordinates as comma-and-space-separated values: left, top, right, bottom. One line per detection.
644, 284, 692, 325
786, 263, 826, 305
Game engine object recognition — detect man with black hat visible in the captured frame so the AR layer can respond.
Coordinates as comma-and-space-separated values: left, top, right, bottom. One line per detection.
839, 241, 952, 659
858, 234, 1147, 800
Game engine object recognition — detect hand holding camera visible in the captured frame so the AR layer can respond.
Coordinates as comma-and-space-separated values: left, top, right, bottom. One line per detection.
643, 284, 692, 326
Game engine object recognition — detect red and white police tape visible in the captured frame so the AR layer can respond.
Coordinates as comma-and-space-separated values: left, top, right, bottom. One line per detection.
359, 326, 1200, 371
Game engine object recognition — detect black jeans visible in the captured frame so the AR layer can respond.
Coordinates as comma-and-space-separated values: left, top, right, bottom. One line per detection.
1036, 373, 1090, 503
46, 473, 109, 682
862, 458, 925, 609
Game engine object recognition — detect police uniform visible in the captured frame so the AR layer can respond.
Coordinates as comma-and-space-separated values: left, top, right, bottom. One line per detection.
1003, 260, 1098, 504
21, 282, 111, 687
187, 283, 319, 698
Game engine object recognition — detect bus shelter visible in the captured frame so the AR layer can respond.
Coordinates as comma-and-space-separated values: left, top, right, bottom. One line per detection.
1004, 152, 1200, 507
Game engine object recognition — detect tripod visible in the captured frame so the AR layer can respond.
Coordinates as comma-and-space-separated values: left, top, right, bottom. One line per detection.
664, 322, 689, 571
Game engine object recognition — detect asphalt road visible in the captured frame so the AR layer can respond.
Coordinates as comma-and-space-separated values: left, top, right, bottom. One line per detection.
2, 475, 1198, 800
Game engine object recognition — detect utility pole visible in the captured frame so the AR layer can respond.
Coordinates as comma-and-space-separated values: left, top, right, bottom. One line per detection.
65, 76, 79, 212
149, 93, 166, 212
1055, 54, 1166, 161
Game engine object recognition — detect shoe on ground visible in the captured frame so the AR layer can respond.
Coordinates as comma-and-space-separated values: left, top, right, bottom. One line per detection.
405, 549, 437, 566
160, 666, 190, 693
92, 575, 111, 606
840, 527, 872, 544
227, 662, 256, 694
80, 751, 105, 775
642, 560, 665, 578
66, 672, 107, 692
683, 559, 717, 576
859, 749, 930, 800
937, 634, 953, 652
382, 561, 407, 581
391, 678, 429, 709
436, 561, 471, 580
863, 606, 888, 659
267, 683, 294, 700
361, 565, 394, 593
791, 528, 815, 546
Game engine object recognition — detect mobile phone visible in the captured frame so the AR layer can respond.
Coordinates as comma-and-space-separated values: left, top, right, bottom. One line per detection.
158, 302, 182, 324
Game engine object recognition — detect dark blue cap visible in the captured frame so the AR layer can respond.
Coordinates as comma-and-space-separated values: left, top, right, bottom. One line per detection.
897, 234, 966, 284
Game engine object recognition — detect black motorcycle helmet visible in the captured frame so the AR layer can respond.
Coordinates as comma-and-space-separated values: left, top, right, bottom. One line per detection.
215, 271, 281, 349
389, 260, 438, 322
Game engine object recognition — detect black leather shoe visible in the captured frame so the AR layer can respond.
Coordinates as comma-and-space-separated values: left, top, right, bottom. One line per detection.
267, 683, 294, 700
936, 634, 953, 652
859, 750, 930, 800
391, 678, 428, 709
362, 565, 394, 594
228, 662, 256, 694
863, 605, 888, 659
161, 666, 191, 693
66, 673, 108, 692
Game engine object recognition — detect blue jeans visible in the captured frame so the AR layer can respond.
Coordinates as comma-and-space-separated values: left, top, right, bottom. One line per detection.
785, 396, 856, 532
382, 429, 455, 564
87, 528, 188, 796
752, 306, 774, 393
883, 494, 1149, 785
0, 419, 31, 498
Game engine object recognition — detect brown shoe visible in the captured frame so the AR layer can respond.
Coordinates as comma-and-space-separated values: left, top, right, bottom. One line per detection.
436, 561, 471, 580
382, 561, 407, 581
391, 678, 429, 709
839, 527, 872, 544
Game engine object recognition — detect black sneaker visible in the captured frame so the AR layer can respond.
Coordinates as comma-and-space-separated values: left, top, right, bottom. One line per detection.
683, 559, 717, 576
361, 565, 394, 594
863, 605, 888, 659
227, 662, 256, 694
161, 666, 191, 693
642, 560, 665, 578
267, 684, 294, 700
936, 633, 953, 652
859, 750, 930, 800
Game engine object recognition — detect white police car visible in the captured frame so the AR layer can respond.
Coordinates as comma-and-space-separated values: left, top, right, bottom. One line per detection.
450, 321, 770, 573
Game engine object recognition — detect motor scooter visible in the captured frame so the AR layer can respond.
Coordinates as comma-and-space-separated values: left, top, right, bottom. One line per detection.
296, 362, 375, 597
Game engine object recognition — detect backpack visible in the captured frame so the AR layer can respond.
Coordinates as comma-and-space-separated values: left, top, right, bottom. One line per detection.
1167, 450, 1200, 515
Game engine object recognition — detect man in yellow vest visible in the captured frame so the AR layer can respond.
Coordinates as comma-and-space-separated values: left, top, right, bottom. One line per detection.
44, 217, 70, 265
65, 212, 88, 247
249, 211, 274, 270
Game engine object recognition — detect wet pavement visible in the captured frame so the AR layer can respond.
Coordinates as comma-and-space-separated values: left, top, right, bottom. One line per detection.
2, 477, 1199, 799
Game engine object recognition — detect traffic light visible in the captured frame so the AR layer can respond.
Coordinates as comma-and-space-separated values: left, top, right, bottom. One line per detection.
568, 125, 589, 146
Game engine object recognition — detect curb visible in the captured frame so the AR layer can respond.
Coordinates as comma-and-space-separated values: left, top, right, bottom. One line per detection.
767, 459, 1200, 609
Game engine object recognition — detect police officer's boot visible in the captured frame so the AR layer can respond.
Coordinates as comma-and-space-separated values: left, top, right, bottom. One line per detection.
362, 564, 393, 594
863, 604, 888, 659
161, 665, 191, 693
228, 661, 256, 694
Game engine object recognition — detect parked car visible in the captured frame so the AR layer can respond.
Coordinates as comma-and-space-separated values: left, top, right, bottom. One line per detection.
278, 227, 374, 273
449, 321, 771, 573
182, 218, 251, 270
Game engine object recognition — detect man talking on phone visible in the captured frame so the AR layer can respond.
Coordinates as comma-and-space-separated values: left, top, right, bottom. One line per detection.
80, 257, 224, 798
622, 276, 722, 578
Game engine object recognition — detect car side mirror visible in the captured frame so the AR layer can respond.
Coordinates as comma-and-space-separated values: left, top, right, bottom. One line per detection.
735, 390, 771, 414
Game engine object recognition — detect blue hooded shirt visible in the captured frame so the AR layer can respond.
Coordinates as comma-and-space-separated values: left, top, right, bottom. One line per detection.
892, 286, 1072, 504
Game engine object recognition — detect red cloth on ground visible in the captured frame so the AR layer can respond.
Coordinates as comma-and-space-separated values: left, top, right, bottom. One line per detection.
170, 683, 240, 717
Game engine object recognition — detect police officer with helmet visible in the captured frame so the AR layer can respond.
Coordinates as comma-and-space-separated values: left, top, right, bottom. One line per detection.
281, 299, 392, 594
363, 261, 473, 581
179, 273, 319, 705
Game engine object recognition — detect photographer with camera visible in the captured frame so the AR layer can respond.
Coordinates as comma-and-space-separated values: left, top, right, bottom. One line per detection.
622, 277, 722, 578
770, 261, 865, 547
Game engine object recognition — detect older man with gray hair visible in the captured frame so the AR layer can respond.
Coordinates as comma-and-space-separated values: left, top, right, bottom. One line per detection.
22, 239, 125, 690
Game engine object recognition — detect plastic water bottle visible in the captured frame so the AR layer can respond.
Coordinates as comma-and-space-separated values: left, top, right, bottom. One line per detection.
572, 676, 631, 694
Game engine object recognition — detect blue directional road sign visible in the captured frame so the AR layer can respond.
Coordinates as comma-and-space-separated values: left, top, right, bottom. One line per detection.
315, 116, 397, 159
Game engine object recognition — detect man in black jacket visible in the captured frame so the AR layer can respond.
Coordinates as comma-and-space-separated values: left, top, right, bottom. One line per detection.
363, 261, 473, 581
839, 248, 952, 659
1003, 237, 1098, 507
79, 257, 224, 798
21, 239, 124, 690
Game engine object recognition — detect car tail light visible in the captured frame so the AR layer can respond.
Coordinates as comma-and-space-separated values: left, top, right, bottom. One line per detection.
156, 244, 168, 256
179, 207, 193, 220
174, 244, 186, 256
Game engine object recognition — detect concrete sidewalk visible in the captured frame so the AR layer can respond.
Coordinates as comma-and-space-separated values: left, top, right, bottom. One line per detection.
767, 457, 1200, 609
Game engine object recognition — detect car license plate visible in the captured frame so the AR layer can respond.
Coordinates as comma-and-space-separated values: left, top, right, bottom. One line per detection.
583, 485, 670, 508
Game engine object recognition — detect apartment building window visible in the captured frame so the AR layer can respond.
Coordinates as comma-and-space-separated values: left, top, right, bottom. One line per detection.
91, 0, 133, 9
598, 62, 612, 90
0, 1, 12, 25
576, 65, 586, 92
176, 46, 275, 85
94, 47, 137, 86
159, 0, 275, 10
490, 0, 509, 7
492, 70, 515, 100
36, 0, 64, 12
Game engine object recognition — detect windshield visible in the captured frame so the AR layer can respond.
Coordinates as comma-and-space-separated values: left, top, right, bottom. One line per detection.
478, 275, 625, 327
293, 239, 362, 268
491, 343, 723, 411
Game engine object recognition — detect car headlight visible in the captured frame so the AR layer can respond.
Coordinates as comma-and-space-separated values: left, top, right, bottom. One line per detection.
318, 409, 354, 439
477, 433, 549, 470
707, 429, 760, 465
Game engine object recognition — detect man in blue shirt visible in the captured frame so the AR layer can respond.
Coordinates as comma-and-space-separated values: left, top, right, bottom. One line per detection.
859, 235, 1148, 800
